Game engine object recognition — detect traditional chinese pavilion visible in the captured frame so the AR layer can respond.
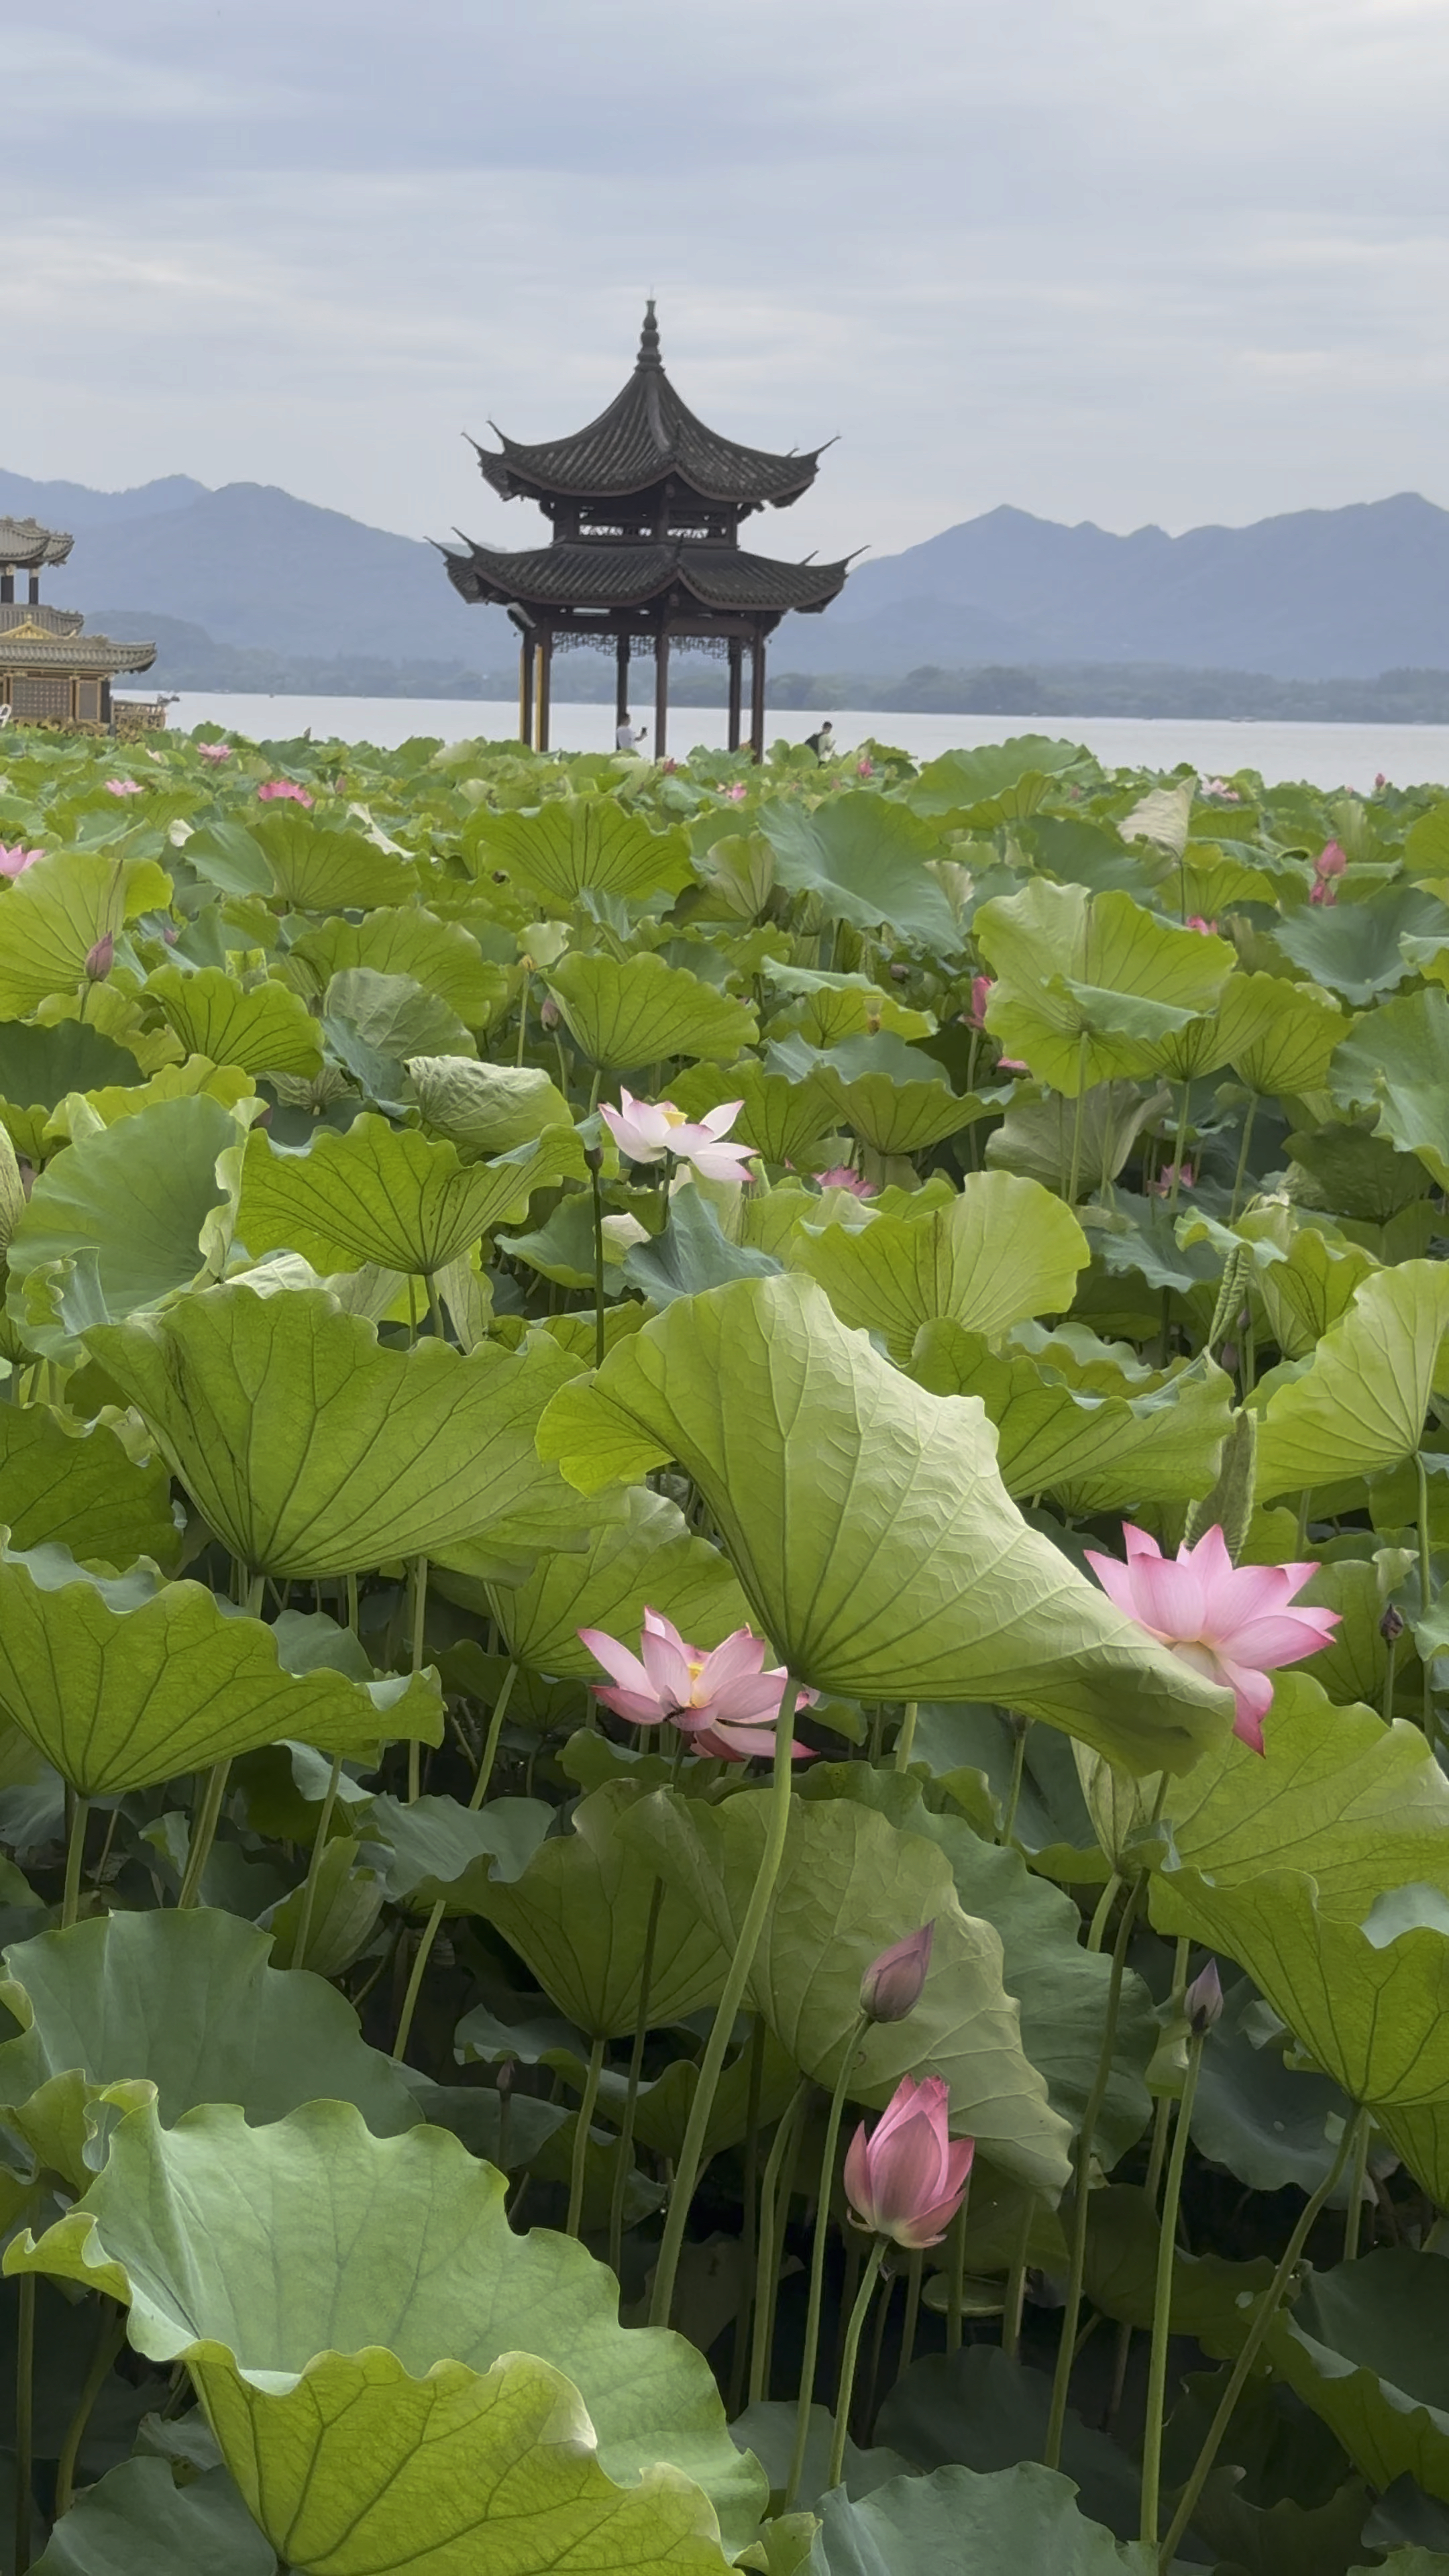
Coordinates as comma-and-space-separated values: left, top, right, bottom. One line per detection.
442, 304, 851, 759
0, 520, 160, 733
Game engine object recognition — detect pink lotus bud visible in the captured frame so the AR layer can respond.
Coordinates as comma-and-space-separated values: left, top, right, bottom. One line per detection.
539, 994, 561, 1032
860, 1923, 934, 2024
1185, 1956, 1224, 2035
84, 933, 114, 983
1375, 772, 1388, 790
967, 974, 994, 1030
843, 2075, 973, 2247
857, 757, 873, 777
1314, 841, 1348, 879
1185, 916, 1218, 934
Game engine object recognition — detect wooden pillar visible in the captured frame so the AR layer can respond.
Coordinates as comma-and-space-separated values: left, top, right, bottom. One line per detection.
0, 571, 12, 607
727, 640, 743, 753
749, 629, 767, 762
536, 633, 552, 753
518, 632, 534, 747
654, 627, 670, 763
615, 631, 630, 733
28, 572, 40, 606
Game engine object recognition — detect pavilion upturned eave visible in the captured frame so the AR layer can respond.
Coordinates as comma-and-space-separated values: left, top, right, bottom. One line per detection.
441, 536, 849, 619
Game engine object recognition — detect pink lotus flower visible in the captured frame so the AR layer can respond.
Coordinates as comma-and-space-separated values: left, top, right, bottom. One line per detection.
578, 1608, 815, 1761
843, 2076, 973, 2248
1201, 778, 1242, 802
1186, 916, 1218, 935
857, 757, 874, 777
258, 780, 314, 807
0, 845, 43, 878
1084, 1522, 1339, 1754
967, 974, 994, 1031
1308, 877, 1338, 907
861, 1924, 934, 2025
1150, 1161, 1194, 1195
197, 741, 232, 763
104, 779, 143, 797
722, 782, 748, 803
600, 1088, 753, 1182
817, 1165, 875, 1198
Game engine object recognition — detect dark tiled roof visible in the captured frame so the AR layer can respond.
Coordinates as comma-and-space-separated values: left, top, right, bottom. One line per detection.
0, 519, 74, 568
0, 625, 156, 674
0, 604, 83, 637
443, 537, 849, 617
474, 304, 824, 510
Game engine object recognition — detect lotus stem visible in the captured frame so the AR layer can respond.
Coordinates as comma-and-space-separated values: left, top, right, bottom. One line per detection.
590, 1163, 607, 1370
54, 2300, 126, 2521
1156, 2106, 1366, 2572
1067, 1032, 1091, 1204
407, 1554, 429, 1803
892, 1700, 918, 1774
177, 1760, 230, 1911
1001, 2200, 1032, 2362
468, 1660, 520, 1810
1085, 1870, 1122, 1954
392, 1896, 445, 2064
13, 2271, 34, 2575
1044, 1872, 1146, 2468
945, 2169, 973, 2354
567, 2035, 608, 2238
1416, 1454, 1436, 1743
787, 2010, 868, 2506
898, 2250, 924, 2382
729, 2015, 768, 2416
60, 1794, 89, 1931
1228, 1094, 1258, 1224
750, 2082, 807, 2404
1343, 2113, 1373, 2261
1002, 1717, 1030, 1846
1140, 2024, 1205, 2545
292, 1751, 343, 1974
1166, 1085, 1192, 1212
827, 2238, 888, 2493
649, 1673, 802, 2328
609, 1879, 664, 2278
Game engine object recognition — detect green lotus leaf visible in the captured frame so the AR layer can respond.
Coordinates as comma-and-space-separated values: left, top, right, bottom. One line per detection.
1246, 1215, 1378, 1360
0, 1541, 443, 1794
975, 881, 1234, 1090
794, 1172, 1088, 1360
1253, 1263, 1449, 1499
538, 1275, 1232, 1772
1220, 969, 1347, 1096
469, 1782, 731, 2037
623, 1786, 1071, 2189
1267, 2250, 1449, 2504
366, 1792, 552, 1909
1189, 1973, 1362, 2197
483, 1484, 753, 1678
470, 796, 694, 902
1271, 884, 1449, 1004
252, 811, 418, 910
288, 906, 511, 1030
985, 1078, 1166, 1199
31, 2458, 276, 2576
912, 1324, 1233, 1513
1329, 987, 1449, 1189
7, 2098, 759, 2567
5, 1091, 246, 1361
809, 2461, 1157, 2575
142, 964, 321, 1077
756, 792, 960, 946
0, 1906, 420, 2187
0, 1020, 141, 1161
237, 1114, 582, 1277
0, 1401, 179, 1568
44, 1054, 256, 1149
1287, 1121, 1433, 1227
623, 1186, 782, 1307
873, 2346, 1136, 2533
545, 951, 757, 1069
322, 966, 476, 1085
89, 1286, 606, 1579
669, 1059, 837, 1165
406, 1056, 570, 1152
0, 852, 174, 1019
262, 1837, 386, 1978
819, 1068, 988, 1157
1294, 1549, 1417, 1711
910, 736, 1085, 811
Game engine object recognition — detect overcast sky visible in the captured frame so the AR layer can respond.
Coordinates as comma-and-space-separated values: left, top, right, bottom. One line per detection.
5, 0, 1448, 566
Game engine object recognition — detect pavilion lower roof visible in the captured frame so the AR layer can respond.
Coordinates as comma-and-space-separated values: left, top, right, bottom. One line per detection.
0, 519, 75, 569
0, 626, 156, 675
0, 604, 83, 638
443, 538, 849, 617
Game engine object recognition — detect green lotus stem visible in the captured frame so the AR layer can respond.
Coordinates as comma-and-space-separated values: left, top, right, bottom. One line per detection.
1002, 1717, 1030, 1846
609, 1879, 664, 2279
892, 1701, 918, 1774
177, 1760, 231, 1911
292, 1751, 343, 1974
1085, 1871, 1122, 1954
787, 2009, 868, 2506
61, 1794, 89, 1931
344, 1570, 359, 1634
1166, 1085, 1192, 1212
54, 2300, 126, 2521
1066, 1032, 1091, 1204
729, 2015, 769, 2417
515, 977, 530, 1065
13, 2270, 34, 2576
1044, 1872, 1146, 2469
1228, 1094, 1259, 1224
1343, 2113, 1373, 2261
391, 1896, 445, 2064
1140, 2023, 1205, 2546
1001, 2201, 1032, 2362
407, 1553, 429, 1804
567, 2034, 608, 2238
1295, 1487, 1313, 1552
827, 2238, 888, 2493
1382, 1626, 1399, 1727
1416, 1454, 1436, 1743
590, 1163, 607, 1370
750, 2082, 807, 2404
945, 2168, 972, 2354
898, 2249, 924, 2383
468, 1660, 520, 1810
1156, 2106, 1366, 2573
649, 1672, 802, 2329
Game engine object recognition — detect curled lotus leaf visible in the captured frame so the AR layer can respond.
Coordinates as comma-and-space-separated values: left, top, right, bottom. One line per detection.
143, 964, 323, 1076
794, 1171, 1089, 1359
237, 1113, 584, 1277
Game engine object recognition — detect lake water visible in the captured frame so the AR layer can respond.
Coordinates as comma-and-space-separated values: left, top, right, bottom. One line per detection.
142, 692, 1449, 792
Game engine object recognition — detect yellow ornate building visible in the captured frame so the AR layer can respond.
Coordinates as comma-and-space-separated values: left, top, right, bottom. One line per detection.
0, 520, 162, 733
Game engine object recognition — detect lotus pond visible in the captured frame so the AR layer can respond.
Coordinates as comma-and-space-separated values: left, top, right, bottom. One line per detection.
1, 721, 1448, 2573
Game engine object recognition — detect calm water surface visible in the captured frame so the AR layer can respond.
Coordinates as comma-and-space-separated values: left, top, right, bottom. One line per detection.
147, 693, 1449, 792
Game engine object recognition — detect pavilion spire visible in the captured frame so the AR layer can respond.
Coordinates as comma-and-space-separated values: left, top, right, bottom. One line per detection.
637, 299, 662, 370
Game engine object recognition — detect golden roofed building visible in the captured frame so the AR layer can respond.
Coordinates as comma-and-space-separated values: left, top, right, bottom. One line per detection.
0, 520, 164, 734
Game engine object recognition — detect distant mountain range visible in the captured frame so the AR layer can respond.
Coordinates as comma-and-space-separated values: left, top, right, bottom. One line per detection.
4, 468, 1448, 708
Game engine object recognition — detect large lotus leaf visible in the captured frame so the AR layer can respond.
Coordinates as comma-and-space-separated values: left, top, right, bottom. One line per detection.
0, 852, 174, 1019
1221, 969, 1347, 1096
0, 1906, 420, 2187
288, 906, 510, 1030
468, 1781, 731, 2037
1190, 1974, 1362, 2197
5, 1091, 244, 1360
794, 1173, 1087, 1359
0, 1541, 443, 1794
755, 792, 960, 946
44, 1054, 256, 1149
0, 1401, 178, 1568
623, 1787, 1071, 2189
808, 2461, 1157, 2575
405, 1057, 569, 1152
237, 1115, 582, 1277
623, 1186, 782, 1308
1268, 2251, 1449, 2504
322, 969, 476, 1099
912, 1324, 1232, 1513
545, 950, 756, 1069
538, 1275, 1232, 1772
366, 1792, 552, 1911
471, 796, 694, 902
1249, 1217, 1379, 1362
252, 810, 418, 910
1271, 884, 1449, 1004
88, 1287, 604, 1580
1329, 987, 1449, 1189
483, 1485, 753, 1678
670, 1059, 837, 1166
31, 2458, 276, 2576
975, 881, 1234, 1091
0, 1019, 140, 1160
910, 735, 1085, 812
986, 1078, 1165, 1200
7, 2098, 759, 2565
1253, 1263, 1449, 1500
142, 964, 322, 1077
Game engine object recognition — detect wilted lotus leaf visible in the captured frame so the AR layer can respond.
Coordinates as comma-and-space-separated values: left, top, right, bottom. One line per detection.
237, 1114, 583, 1277
470, 794, 695, 902
8, 2099, 759, 2570
795, 1171, 1089, 1360
0, 851, 174, 1018
484, 1485, 753, 1678
545, 951, 757, 1069
0, 1905, 420, 2186
0, 1399, 179, 1568
539, 1275, 1232, 1772
89, 1286, 607, 1579
0, 1540, 443, 1794
1254, 1263, 1449, 1499
143, 963, 323, 1076
911, 1324, 1233, 1514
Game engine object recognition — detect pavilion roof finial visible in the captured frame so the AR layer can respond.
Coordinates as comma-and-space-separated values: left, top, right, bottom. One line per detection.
637, 299, 662, 370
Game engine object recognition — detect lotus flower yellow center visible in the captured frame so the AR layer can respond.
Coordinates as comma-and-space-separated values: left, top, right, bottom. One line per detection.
662, 1108, 688, 1129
